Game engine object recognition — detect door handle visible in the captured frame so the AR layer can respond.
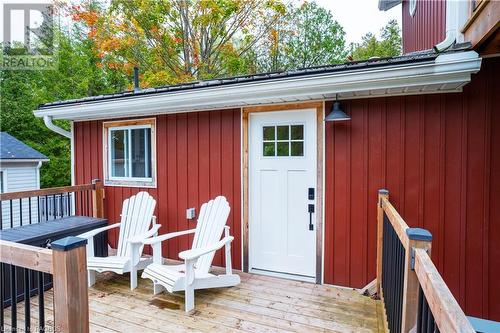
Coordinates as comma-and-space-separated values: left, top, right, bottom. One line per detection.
308, 204, 315, 231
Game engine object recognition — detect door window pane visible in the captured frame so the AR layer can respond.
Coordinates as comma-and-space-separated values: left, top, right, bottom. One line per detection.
291, 141, 304, 156
277, 126, 289, 140
277, 142, 289, 156
291, 125, 304, 140
263, 142, 275, 156
263, 126, 275, 140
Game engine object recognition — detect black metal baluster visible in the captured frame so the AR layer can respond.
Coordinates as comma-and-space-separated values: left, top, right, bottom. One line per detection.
28, 197, 32, 224
10, 265, 17, 331
45, 195, 48, 221
19, 198, 23, 226
38, 272, 44, 333
24, 268, 30, 332
67, 192, 71, 216
52, 194, 56, 220
60, 194, 63, 218
417, 287, 423, 333
37, 196, 41, 223
0, 200, 3, 230
10, 200, 13, 229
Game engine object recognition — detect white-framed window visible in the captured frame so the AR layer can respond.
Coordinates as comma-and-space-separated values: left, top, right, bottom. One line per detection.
103, 118, 156, 187
409, 0, 417, 17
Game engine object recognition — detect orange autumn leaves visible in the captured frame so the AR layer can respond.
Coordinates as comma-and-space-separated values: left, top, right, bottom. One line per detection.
71, 0, 286, 88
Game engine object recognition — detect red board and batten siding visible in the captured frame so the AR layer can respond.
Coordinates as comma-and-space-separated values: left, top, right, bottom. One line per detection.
74, 109, 242, 270
324, 58, 500, 321
402, 0, 446, 53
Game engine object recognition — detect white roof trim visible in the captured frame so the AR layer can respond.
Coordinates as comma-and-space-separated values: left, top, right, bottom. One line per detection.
34, 51, 481, 121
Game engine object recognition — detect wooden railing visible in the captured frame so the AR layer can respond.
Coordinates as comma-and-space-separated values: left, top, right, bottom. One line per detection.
376, 189, 475, 333
0, 180, 104, 230
0, 237, 89, 333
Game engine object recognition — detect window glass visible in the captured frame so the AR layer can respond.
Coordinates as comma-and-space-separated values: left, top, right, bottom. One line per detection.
277, 142, 289, 156
111, 129, 128, 177
262, 124, 304, 157
0, 171, 4, 193
409, 0, 417, 16
263, 126, 275, 141
277, 126, 289, 140
263, 142, 275, 156
291, 125, 304, 140
291, 141, 304, 156
110, 127, 152, 179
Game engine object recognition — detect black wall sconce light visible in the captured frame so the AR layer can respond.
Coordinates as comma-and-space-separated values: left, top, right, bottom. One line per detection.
324, 95, 351, 122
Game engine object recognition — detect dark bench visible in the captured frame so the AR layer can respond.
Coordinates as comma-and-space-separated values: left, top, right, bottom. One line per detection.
0, 216, 108, 308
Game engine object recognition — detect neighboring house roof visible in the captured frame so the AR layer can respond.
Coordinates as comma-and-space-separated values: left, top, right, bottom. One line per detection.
0, 132, 48, 161
34, 44, 481, 121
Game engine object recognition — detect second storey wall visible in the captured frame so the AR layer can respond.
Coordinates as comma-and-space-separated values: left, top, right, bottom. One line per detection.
74, 109, 242, 269
402, 0, 446, 53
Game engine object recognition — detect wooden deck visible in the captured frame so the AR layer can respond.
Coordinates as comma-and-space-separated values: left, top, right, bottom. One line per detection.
6, 269, 384, 332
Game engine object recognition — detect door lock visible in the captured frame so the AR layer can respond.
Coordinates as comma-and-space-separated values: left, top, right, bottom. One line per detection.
308, 204, 315, 231
308, 188, 315, 200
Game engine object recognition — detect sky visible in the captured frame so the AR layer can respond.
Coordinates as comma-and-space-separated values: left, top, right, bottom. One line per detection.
314, 0, 402, 45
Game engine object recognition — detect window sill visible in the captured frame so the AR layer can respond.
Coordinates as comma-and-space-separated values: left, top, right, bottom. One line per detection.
104, 179, 157, 188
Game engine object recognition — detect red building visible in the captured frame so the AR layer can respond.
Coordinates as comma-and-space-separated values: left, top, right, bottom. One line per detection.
36, 0, 500, 322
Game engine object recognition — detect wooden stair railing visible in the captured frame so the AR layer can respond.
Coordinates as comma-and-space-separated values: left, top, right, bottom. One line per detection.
0, 237, 89, 333
376, 189, 475, 333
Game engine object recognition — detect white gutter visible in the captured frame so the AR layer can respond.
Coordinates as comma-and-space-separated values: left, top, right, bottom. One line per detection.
34, 51, 481, 122
43, 115, 71, 138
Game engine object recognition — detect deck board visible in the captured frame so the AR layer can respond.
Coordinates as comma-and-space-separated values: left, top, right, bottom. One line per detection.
5, 270, 384, 332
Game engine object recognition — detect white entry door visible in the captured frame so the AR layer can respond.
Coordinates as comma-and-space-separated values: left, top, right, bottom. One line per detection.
249, 109, 317, 279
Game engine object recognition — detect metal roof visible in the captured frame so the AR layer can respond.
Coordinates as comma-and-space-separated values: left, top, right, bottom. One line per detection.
38, 47, 468, 111
0, 132, 48, 161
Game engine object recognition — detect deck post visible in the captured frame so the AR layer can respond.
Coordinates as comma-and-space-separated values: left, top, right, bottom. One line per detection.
52, 236, 89, 333
376, 189, 389, 296
92, 179, 105, 218
401, 228, 432, 333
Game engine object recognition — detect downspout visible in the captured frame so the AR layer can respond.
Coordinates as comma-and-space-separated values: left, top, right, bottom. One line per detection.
43, 115, 71, 139
433, 0, 466, 52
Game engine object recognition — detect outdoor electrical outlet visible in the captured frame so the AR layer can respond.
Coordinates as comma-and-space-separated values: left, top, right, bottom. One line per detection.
186, 208, 196, 220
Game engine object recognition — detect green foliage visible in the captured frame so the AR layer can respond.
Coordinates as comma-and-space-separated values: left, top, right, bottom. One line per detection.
255, 1, 347, 72
350, 20, 402, 61
1, 28, 128, 187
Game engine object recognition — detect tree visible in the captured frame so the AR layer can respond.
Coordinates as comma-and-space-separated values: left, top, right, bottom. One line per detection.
72, 0, 286, 87
0, 21, 128, 187
255, 1, 347, 72
350, 20, 402, 61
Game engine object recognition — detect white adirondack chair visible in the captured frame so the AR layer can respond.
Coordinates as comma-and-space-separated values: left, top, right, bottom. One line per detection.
78, 191, 160, 290
141, 196, 240, 312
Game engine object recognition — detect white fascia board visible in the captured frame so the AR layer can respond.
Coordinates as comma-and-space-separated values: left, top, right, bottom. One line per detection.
34, 51, 481, 121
